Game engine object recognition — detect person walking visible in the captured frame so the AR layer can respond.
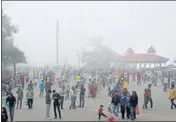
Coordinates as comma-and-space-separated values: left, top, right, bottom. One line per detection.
129, 91, 138, 121
52, 90, 62, 119
45, 90, 52, 120
6, 93, 16, 122
27, 80, 34, 90
126, 92, 131, 120
111, 91, 121, 119
65, 81, 70, 100
39, 80, 45, 97
137, 72, 141, 86
79, 84, 86, 107
16, 85, 23, 109
59, 85, 65, 109
168, 84, 176, 109
20, 75, 25, 90
164, 76, 168, 92
70, 86, 77, 109
26, 88, 34, 109
34, 77, 37, 87
45, 80, 52, 94
146, 84, 153, 108
142, 89, 149, 109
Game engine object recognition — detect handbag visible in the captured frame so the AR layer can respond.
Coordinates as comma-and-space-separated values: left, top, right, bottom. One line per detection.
136, 105, 140, 115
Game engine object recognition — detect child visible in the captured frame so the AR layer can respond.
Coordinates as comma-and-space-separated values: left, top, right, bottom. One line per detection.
98, 105, 107, 120
2, 107, 8, 122
142, 89, 149, 109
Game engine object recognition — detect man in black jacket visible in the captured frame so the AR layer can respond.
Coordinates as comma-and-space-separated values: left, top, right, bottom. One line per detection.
111, 91, 121, 118
52, 90, 62, 119
129, 91, 138, 120
79, 84, 86, 107
6, 93, 16, 122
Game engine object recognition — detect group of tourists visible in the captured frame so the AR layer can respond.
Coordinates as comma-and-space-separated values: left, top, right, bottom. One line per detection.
1, 66, 176, 122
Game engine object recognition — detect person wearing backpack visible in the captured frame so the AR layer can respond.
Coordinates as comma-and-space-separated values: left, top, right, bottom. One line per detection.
120, 92, 128, 120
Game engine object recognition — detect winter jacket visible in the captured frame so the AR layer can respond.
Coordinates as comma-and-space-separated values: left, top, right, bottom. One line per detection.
169, 88, 176, 99
52, 93, 60, 105
27, 83, 33, 90
129, 95, 138, 107
26, 90, 34, 99
111, 93, 121, 106
6, 96, 16, 108
120, 96, 128, 106
39, 81, 45, 89
146, 88, 151, 97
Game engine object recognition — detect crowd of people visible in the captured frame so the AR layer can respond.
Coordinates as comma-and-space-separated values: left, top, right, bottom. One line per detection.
1, 66, 176, 122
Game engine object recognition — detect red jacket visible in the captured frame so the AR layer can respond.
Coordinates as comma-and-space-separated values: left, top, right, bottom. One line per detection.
137, 73, 141, 80
98, 107, 103, 114
20, 75, 24, 83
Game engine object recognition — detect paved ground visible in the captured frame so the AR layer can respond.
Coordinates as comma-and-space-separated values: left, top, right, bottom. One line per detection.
12, 80, 176, 121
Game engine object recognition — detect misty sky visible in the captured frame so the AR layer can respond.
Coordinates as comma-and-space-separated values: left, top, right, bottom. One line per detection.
2, 1, 176, 65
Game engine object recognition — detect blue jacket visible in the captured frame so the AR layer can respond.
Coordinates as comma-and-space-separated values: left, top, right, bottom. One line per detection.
120, 96, 128, 106
39, 81, 45, 89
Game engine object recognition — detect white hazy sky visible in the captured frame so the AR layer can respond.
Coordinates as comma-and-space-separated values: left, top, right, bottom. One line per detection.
2, 1, 176, 65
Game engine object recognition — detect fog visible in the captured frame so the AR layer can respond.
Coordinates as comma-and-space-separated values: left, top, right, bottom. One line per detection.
2, 1, 176, 65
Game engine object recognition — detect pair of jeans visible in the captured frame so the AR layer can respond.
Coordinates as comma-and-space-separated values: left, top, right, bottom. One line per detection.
170, 98, 176, 109
39, 88, 44, 97
137, 79, 141, 86
46, 104, 51, 118
111, 104, 119, 118
126, 106, 130, 119
53, 103, 61, 119
60, 96, 64, 109
9, 106, 15, 122
16, 98, 22, 109
130, 106, 136, 120
65, 90, 70, 100
164, 83, 168, 91
142, 98, 148, 109
70, 96, 76, 109
120, 105, 126, 119
79, 95, 85, 107
27, 99, 33, 109
146, 97, 153, 108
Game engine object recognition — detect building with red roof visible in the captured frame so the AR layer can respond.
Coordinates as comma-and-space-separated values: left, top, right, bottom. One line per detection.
118, 53, 169, 62
114, 46, 169, 69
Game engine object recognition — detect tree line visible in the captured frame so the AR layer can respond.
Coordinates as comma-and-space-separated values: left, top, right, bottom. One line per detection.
2, 10, 26, 78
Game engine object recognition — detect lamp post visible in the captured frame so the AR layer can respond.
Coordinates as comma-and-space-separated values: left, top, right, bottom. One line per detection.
56, 21, 59, 64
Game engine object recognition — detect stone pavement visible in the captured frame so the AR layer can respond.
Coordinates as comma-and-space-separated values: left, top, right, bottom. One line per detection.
12, 80, 176, 121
